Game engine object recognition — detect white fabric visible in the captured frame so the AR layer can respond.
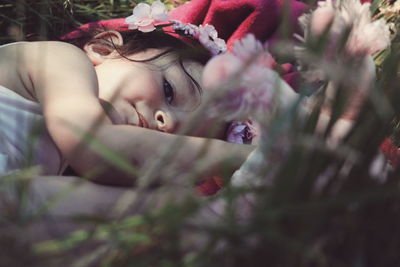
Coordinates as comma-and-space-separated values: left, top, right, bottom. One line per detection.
0, 85, 66, 175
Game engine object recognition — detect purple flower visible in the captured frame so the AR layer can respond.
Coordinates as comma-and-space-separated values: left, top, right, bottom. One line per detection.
226, 120, 259, 144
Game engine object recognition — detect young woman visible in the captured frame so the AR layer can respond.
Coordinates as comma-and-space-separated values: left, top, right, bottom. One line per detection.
0, 24, 254, 186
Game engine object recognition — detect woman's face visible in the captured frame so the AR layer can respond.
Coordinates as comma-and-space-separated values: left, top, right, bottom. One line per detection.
94, 48, 226, 138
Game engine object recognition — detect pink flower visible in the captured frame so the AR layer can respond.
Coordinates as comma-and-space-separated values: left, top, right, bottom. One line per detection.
202, 53, 242, 90
226, 120, 259, 144
202, 40, 297, 121
231, 34, 275, 68
232, 34, 263, 60
125, 0, 169, 32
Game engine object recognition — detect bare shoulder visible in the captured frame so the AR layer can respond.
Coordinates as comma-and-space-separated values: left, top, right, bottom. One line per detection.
1, 41, 85, 60
22, 41, 92, 70
0, 41, 96, 99
28, 41, 94, 77
23, 42, 98, 98
1, 41, 93, 75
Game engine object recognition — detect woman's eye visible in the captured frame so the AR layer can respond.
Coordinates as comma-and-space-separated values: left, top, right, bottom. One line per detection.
163, 79, 174, 104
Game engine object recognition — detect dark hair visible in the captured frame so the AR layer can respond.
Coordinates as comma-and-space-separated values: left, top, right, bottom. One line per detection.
65, 28, 211, 63
63, 28, 235, 140
63, 27, 231, 139
63, 27, 212, 99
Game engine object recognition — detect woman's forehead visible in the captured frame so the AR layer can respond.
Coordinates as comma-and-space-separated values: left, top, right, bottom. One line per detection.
128, 48, 206, 106
179, 64, 203, 106
181, 60, 203, 83
130, 48, 204, 77
154, 51, 203, 73
159, 56, 204, 103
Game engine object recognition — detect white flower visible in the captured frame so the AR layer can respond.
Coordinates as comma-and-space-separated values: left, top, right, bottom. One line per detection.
198, 24, 227, 55
295, 0, 390, 85
171, 20, 199, 36
171, 21, 226, 55
340, 0, 390, 55
379, 1, 400, 15
347, 18, 391, 55
198, 24, 218, 41
232, 34, 264, 61
232, 33, 275, 68
310, 3, 336, 36
125, 0, 169, 32
299, 0, 391, 56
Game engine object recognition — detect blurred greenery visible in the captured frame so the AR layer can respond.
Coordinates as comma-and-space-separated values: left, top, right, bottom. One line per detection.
0, 0, 189, 44
0, 0, 400, 267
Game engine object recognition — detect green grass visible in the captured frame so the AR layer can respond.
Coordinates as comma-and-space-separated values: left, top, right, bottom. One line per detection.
1, 0, 400, 266
0, 0, 189, 44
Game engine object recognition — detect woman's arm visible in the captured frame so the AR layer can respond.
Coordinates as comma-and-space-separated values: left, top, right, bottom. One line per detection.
19, 41, 253, 185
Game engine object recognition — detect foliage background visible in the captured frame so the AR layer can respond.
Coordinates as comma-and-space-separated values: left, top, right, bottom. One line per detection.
0, 0, 189, 44
0, 0, 400, 266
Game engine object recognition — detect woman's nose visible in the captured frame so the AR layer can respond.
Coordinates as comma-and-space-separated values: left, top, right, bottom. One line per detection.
154, 110, 177, 133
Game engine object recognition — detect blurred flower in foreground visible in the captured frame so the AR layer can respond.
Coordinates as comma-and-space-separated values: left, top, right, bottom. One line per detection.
380, 138, 400, 168
232, 34, 276, 67
299, 0, 390, 56
226, 120, 260, 145
202, 34, 297, 122
379, 0, 400, 16
295, 0, 391, 84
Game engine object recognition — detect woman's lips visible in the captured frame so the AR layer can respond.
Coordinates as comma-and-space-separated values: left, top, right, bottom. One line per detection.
100, 99, 149, 128
136, 111, 149, 128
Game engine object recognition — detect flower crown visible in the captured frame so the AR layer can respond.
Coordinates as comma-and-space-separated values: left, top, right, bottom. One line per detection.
125, 0, 227, 55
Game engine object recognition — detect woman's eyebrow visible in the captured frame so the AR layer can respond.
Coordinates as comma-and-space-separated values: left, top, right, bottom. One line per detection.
180, 64, 200, 103
164, 62, 198, 107
182, 63, 202, 103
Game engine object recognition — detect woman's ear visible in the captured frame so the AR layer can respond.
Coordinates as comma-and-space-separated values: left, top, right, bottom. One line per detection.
83, 31, 124, 66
